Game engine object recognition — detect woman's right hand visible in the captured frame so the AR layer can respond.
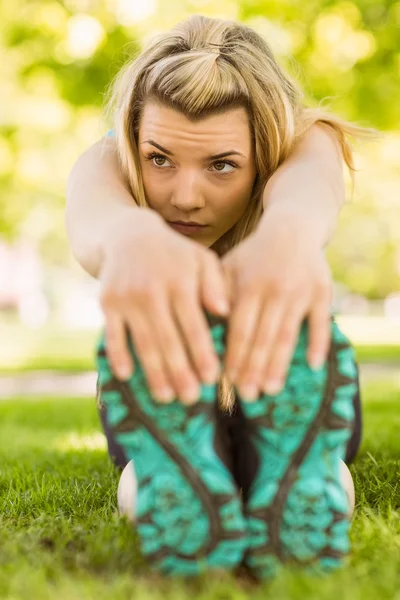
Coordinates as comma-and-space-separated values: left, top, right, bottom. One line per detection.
99, 209, 230, 405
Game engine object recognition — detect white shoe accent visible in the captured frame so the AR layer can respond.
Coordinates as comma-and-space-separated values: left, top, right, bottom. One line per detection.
118, 459, 137, 522
339, 459, 355, 517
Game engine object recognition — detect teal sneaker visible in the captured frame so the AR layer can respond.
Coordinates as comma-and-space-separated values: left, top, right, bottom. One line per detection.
235, 316, 358, 579
96, 313, 248, 577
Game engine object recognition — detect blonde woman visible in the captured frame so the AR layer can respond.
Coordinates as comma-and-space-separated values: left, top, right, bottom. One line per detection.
66, 15, 371, 579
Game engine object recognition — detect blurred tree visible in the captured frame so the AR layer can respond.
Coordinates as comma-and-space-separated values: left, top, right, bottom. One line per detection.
0, 0, 398, 297
239, 0, 400, 130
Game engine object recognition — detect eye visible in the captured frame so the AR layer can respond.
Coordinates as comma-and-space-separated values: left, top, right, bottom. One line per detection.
144, 152, 238, 176
145, 152, 171, 168
210, 161, 237, 175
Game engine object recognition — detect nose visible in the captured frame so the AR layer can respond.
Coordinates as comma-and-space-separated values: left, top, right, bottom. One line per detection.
170, 170, 206, 211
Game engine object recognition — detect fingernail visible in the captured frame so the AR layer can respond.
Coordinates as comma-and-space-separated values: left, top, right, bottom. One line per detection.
217, 299, 229, 315
156, 387, 175, 402
263, 380, 282, 395
183, 387, 200, 404
117, 365, 132, 380
310, 355, 325, 370
227, 368, 237, 382
203, 363, 221, 384
239, 384, 259, 401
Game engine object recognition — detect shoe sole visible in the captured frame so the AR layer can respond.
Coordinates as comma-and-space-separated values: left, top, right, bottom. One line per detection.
237, 317, 358, 579
96, 315, 247, 576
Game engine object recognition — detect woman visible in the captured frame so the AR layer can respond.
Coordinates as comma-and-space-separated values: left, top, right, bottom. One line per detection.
66, 14, 373, 580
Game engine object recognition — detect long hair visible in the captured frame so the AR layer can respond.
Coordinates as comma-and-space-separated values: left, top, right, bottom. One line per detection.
104, 14, 378, 412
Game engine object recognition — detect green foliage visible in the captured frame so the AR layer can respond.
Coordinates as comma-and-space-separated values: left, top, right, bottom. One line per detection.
240, 0, 400, 130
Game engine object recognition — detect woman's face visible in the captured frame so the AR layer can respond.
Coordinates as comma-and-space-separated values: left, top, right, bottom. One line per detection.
138, 102, 257, 248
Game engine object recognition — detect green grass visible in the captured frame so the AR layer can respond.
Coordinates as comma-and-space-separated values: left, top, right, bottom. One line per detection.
1, 379, 400, 599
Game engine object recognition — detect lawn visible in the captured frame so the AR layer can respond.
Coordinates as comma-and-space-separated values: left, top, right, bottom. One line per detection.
1, 378, 400, 599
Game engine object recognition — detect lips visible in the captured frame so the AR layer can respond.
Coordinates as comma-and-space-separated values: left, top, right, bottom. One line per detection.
170, 222, 205, 226
169, 222, 207, 235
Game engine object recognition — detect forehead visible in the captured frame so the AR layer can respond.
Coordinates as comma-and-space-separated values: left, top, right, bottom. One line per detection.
138, 102, 251, 149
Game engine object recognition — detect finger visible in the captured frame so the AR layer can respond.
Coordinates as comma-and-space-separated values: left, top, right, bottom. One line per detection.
104, 311, 134, 380
235, 300, 287, 400
307, 286, 332, 369
150, 291, 202, 405
200, 250, 231, 317
261, 305, 307, 397
220, 259, 235, 313
124, 307, 177, 403
173, 291, 221, 386
224, 290, 264, 384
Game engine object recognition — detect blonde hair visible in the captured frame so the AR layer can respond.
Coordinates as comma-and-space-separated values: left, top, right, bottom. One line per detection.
105, 14, 378, 412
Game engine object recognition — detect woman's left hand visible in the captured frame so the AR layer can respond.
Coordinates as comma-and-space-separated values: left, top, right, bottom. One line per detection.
220, 211, 333, 401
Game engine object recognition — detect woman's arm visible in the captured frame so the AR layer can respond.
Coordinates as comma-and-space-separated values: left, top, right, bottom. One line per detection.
260, 123, 346, 248
221, 124, 347, 397
65, 136, 163, 278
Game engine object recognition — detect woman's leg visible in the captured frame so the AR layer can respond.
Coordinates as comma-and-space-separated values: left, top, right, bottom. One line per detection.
96, 378, 129, 471
103, 388, 237, 525
226, 316, 359, 579
225, 361, 362, 516
341, 365, 362, 517
95, 312, 247, 576
97, 376, 237, 522
344, 365, 363, 465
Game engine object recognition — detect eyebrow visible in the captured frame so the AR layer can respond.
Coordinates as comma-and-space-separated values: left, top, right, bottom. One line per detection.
141, 139, 246, 161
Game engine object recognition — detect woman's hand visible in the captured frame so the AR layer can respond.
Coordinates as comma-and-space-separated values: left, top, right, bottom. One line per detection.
99, 210, 230, 405
221, 210, 333, 401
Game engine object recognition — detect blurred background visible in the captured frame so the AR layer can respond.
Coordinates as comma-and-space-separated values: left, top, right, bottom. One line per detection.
1, 0, 399, 395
